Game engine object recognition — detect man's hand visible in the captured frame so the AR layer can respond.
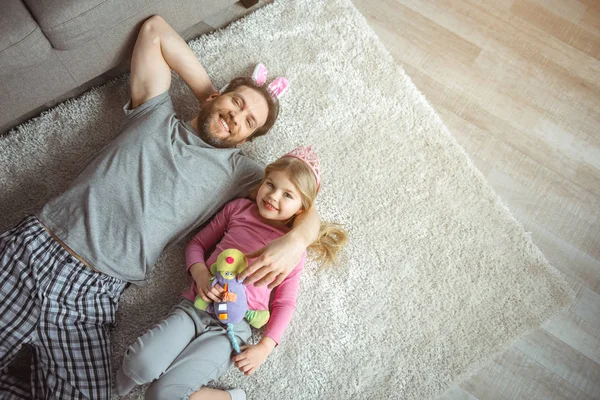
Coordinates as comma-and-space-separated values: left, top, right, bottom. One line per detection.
239, 232, 305, 289
189, 262, 223, 303
232, 337, 276, 376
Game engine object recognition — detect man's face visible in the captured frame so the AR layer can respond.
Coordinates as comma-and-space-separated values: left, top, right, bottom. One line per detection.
196, 85, 269, 148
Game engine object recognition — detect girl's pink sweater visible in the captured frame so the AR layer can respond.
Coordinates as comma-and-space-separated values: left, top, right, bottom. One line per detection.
182, 198, 305, 344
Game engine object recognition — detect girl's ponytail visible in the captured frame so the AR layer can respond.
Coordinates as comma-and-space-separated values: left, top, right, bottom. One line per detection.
308, 222, 348, 267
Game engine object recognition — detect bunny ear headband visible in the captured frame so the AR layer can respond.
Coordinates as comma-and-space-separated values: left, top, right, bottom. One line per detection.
219, 63, 289, 99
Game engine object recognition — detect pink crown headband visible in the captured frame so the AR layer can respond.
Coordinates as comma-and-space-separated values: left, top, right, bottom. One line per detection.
219, 63, 289, 99
284, 145, 321, 188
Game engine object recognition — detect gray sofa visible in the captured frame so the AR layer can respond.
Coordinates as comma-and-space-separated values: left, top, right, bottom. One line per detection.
0, 0, 259, 134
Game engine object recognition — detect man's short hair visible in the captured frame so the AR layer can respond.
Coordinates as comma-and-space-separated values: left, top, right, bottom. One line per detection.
221, 77, 280, 141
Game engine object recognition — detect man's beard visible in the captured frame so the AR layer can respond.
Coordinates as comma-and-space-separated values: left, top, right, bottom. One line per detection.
195, 102, 235, 149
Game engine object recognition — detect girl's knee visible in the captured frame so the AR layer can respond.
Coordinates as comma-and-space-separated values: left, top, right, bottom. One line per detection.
122, 346, 163, 384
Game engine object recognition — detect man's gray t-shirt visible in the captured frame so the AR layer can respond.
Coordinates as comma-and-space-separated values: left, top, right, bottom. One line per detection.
39, 92, 264, 285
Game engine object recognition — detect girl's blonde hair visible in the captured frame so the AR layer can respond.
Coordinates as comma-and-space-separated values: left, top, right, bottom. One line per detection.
260, 156, 348, 267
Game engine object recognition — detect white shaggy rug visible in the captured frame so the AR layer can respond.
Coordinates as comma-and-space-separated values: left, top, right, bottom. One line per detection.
0, 0, 575, 399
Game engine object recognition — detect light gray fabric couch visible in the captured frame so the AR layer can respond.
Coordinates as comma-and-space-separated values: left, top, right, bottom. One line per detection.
0, 0, 258, 134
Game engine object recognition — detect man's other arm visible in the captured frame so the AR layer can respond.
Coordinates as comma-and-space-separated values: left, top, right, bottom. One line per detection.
130, 15, 217, 108
240, 206, 320, 288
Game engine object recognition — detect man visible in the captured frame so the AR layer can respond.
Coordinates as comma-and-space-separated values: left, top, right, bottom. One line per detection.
0, 15, 319, 399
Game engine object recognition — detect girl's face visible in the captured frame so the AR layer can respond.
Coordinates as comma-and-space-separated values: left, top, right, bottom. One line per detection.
256, 170, 303, 223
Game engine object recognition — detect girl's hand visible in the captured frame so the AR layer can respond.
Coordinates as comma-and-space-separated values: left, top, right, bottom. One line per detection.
232, 337, 276, 375
189, 262, 223, 303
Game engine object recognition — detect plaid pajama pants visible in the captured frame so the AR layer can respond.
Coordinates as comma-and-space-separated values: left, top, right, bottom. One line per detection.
0, 216, 127, 399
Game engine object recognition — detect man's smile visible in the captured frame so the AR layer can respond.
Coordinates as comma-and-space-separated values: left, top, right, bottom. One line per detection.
220, 117, 230, 133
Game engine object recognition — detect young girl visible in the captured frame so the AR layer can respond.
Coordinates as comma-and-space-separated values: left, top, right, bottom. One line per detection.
115, 146, 347, 400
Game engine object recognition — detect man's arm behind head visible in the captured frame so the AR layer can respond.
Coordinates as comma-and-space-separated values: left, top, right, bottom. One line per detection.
130, 15, 217, 109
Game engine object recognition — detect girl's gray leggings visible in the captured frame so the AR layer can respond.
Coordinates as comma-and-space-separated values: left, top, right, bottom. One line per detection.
120, 298, 251, 399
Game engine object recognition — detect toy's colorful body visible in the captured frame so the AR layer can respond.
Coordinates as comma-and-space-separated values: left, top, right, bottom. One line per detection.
194, 249, 270, 353
211, 273, 247, 324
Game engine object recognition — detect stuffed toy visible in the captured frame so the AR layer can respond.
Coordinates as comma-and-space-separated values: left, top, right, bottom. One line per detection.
194, 249, 270, 353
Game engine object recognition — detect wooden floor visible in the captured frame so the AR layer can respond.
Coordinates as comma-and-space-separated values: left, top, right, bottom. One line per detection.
352, 0, 600, 398
210, 0, 600, 398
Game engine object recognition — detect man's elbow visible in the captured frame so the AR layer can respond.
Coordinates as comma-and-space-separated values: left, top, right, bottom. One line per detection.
140, 15, 165, 38
144, 15, 165, 27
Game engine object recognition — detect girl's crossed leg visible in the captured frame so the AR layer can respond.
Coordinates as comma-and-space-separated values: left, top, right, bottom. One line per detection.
117, 298, 251, 400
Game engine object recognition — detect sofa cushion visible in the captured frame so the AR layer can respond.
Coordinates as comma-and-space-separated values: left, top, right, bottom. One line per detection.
23, 0, 151, 50
0, 0, 53, 76
56, 0, 237, 85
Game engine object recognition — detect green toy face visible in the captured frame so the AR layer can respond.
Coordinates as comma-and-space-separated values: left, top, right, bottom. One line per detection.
221, 270, 236, 280
216, 249, 248, 278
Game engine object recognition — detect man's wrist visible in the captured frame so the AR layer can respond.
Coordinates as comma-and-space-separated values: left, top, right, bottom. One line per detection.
288, 229, 310, 252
